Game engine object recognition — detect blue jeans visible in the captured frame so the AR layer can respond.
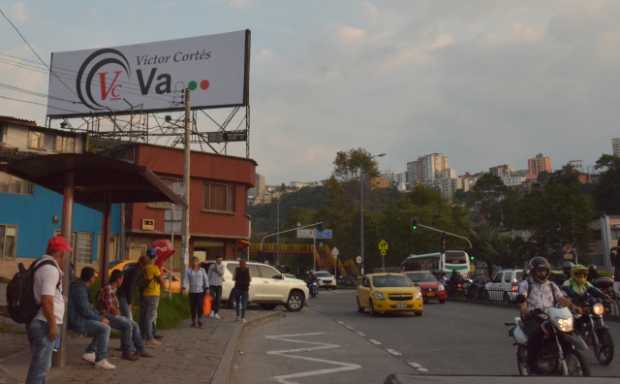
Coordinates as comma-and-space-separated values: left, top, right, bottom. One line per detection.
118, 296, 133, 321
235, 290, 249, 319
83, 320, 111, 362
26, 320, 59, 384
140, 296, 158, 340
108, 315, 144, 353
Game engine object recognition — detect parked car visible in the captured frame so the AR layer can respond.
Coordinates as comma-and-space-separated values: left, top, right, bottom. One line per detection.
404, 270, 447, 304
202, 260, 309, 312
356, 273, 424, 316
314, 270, 337, 289
484, 269, 524, 303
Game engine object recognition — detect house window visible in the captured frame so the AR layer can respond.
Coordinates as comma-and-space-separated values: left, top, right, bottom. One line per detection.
0, 172, 33, 195
55, 136, 76, 153
73, 232, 94, 264
28, 131, 44, 150
0, 225, 17, 259
204, 182, 235, 213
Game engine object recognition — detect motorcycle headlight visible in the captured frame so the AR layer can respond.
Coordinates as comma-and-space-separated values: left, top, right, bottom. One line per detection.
593, 303, 605, 316
557, 317, 574, 333
438, 284, 445, 291
372, 291, 385, 300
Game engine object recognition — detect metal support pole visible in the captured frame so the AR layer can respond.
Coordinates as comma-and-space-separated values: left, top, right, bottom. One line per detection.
313, 231, 317, 271
54, 171, 74, 368
119, 203, 126, 260
360, 170, 365, 275
181, 88, 191, 278
276, 198, 280, 264
100, 202, 111, 286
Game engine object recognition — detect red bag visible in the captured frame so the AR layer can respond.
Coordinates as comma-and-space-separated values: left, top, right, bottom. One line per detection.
203, 293, 213, 316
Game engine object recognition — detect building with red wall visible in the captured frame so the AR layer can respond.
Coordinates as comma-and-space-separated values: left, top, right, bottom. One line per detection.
124, 143, 256, 265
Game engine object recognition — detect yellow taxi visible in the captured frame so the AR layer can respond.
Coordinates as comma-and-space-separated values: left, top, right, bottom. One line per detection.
108, 260, 181, 294
356, 273, 423, 316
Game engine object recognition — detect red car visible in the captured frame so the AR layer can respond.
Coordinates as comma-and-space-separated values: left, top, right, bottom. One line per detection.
405, 271, 447, 304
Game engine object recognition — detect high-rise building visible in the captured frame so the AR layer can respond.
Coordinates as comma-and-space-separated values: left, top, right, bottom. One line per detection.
527, 153, 552, 180
406, 153, 449, 188
613, 138, 620, 157
489, 164, 512, 178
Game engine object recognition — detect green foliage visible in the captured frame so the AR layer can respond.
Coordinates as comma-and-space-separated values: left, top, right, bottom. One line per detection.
333, 148, 380, 181
594, 154, 620, 214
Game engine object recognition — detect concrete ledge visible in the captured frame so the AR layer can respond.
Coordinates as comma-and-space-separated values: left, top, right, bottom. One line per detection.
210, 310, 285, 384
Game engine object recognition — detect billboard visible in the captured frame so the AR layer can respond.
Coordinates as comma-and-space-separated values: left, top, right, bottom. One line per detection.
47, 30, 250, 118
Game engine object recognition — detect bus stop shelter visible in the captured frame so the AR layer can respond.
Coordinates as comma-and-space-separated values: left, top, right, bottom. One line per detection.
3, 153, 184, 367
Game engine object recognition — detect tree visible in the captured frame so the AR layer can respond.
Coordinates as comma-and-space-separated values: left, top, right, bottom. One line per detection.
470, 173, 507, 226
333, 148, 380, 181
594, 154, 620, 214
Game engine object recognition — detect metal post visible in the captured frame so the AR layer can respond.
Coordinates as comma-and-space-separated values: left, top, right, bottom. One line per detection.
313, 230, 317, 271
360, 170, 365, 275
276, 197, 280, 264
54, 171, 74, 368
119, 203, 126, 260
100, 202, 111, 286
181, 88, 191, 278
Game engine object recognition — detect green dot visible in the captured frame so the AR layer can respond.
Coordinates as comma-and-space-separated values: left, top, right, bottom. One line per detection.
188, 81, 198, 91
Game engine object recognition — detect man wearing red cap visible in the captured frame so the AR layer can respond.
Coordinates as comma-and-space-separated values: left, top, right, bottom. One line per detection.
26, 236, 71, 384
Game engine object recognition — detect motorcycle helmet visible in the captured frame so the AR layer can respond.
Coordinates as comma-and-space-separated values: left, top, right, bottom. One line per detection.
572, 264, 588, 285
528, 256, 551, 283
562, 261, 575, 274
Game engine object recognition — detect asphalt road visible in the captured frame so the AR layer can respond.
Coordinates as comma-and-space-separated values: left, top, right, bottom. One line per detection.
232, 290, 620, 383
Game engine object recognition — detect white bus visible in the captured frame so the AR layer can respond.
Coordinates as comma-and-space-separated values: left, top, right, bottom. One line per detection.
401, 250, 471, 276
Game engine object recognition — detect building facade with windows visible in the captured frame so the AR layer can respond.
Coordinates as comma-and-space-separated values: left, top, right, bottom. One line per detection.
0, 116, 121, 277
527, 153, 552, 180
123, 143, 256, 265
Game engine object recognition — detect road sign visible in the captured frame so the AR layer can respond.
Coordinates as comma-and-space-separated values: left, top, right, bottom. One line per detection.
296, 228, 333, 239
207, 130, 248, 143
378, 239, 389, 256
296, 229, 315, 239
355, 256, 362, 264
316, 229, 333, 240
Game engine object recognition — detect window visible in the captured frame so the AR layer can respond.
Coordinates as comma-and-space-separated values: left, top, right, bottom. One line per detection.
492, 272, 503, 283
0, 225, 17, 259
204, 182, 235, 213
503, 271, 512, 283
28, 131, 44, 149
73, 232, 93, 264
0, 172, 33, 195
55, 136, 76, 153
258, 265, 281, 279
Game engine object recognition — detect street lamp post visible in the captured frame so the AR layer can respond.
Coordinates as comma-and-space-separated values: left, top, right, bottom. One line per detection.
360, 153, 385, 276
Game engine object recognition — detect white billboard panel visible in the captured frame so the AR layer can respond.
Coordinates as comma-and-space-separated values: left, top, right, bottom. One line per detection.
47, 30, 250, 118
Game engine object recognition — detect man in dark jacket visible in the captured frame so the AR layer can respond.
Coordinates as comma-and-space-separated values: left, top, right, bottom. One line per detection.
68, 267, 115, 370
233, 260, 251, 322
117, 257, 146, 321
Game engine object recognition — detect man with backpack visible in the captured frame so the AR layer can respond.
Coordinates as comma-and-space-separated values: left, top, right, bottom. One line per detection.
19, 236, 70, 384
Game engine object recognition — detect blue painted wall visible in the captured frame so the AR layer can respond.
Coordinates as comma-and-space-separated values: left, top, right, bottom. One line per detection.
0, 185, 120, 260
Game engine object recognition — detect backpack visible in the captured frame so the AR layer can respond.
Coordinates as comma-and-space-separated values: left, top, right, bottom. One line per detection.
6, 259, 60, 324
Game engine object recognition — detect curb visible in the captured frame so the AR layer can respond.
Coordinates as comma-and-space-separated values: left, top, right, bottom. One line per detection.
210, 310, 285, 384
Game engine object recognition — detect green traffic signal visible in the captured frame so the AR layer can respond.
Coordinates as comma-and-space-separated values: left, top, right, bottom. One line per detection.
411, 218, 418, 232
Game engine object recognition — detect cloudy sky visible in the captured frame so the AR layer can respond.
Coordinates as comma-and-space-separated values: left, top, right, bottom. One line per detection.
1, 1, 619, 184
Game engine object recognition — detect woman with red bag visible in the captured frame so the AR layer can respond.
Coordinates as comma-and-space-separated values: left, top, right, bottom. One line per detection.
182, 257, 209, 328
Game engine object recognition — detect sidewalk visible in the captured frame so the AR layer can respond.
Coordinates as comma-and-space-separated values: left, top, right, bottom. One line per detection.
0, 308, 283, 384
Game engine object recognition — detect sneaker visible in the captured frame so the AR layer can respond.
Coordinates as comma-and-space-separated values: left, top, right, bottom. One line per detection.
95, 359, 116, 370
215, 313, 221, 320
242, 318, 247, 324
145, 339, 162, 347
122, 352, 139, 361
140, 351, 154, 358
82, 352, 96, 364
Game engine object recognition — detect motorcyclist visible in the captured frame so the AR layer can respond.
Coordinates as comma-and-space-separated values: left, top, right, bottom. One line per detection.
307, 271, 318, 295
555, 261, 575, 286
562, 264, 609, 307
517, 257, 580, 374
587, 265, 600, 283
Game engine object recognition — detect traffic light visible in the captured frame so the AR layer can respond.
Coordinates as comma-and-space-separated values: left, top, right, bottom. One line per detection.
410, 218, 418, 232
470, 255, 476, 262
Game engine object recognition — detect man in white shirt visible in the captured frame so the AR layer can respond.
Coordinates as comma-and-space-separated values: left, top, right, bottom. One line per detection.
26, 236, 71, 384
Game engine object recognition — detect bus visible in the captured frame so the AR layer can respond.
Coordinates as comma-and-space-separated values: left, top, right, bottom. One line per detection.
401, 250, 471, 277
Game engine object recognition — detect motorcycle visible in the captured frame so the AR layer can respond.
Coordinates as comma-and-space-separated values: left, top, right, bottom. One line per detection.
447, 278, 469, 297
592, 277, 616, 315
573, 299, 615, 365
308, 281, 318, 298
505, 307, 590, 376
466, 278, 487, 301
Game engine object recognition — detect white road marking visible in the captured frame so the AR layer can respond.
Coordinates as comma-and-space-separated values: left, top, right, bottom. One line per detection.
408, 362, 421, 369
369, 339, 382, 345
336, 320, 345, 325
386, 348, 402, 357
266, 332, 362, 384
345, 326, 355, 331
356, 331, 366, 337
418, 367, 429, 373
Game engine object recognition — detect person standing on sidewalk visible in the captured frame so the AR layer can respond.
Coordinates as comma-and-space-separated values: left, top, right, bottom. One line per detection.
117, 256, 145, 321
233, 259, 251, 322
140, 254, 165, 347
207, 257, 225, 319
182, 257, 209, 328
97, 270, 153, 361
68, 267, 115, 370
26, 236, 70, 384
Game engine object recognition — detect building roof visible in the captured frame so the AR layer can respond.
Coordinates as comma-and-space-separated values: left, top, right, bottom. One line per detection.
4, 153, 184, 210
0, 115, 37, 127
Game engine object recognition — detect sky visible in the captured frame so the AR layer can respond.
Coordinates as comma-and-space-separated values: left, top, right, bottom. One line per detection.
1, 0, 620, 184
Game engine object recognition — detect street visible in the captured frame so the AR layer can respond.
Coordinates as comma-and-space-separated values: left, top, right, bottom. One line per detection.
233, 290, 620, 383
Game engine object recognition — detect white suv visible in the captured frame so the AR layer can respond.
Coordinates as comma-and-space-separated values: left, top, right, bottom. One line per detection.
202, 261, 309, 312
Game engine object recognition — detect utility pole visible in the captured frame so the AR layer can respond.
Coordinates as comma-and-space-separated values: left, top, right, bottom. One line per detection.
360, 170, 365, 275
181, 88, 191, 279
